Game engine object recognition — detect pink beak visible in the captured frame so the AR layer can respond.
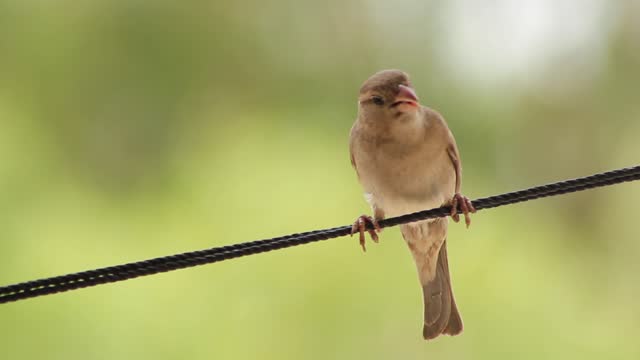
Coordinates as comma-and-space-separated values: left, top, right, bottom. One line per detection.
394, 84, 419, 105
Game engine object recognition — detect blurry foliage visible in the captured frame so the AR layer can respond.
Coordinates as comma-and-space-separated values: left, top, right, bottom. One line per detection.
0, 1, 639, 359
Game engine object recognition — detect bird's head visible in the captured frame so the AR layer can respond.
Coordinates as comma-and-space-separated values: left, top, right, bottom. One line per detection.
357, 69, 420, 122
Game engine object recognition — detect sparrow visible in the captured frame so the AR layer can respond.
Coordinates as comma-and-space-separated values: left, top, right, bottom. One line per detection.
348, 69, 475, 340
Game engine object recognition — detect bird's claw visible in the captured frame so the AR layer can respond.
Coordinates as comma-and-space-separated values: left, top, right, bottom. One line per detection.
449, 193, 476, 228
350, 215, 381, 252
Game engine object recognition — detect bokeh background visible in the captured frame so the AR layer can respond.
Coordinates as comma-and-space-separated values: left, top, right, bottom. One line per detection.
1, 0, 639, 359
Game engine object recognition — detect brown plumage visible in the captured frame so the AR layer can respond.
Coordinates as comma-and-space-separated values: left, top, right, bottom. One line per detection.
349, 69, 474, 340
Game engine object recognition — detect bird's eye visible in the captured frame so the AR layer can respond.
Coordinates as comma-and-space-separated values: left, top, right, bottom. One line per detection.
372, 96, 384, 106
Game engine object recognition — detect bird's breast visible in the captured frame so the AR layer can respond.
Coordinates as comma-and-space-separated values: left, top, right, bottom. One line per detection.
355, 134, 456, 218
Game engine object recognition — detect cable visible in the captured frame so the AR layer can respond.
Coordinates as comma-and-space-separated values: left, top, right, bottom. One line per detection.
1, 165, 639, 305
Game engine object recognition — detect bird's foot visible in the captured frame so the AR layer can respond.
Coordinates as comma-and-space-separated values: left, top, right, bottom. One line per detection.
350, 215, 381, 252
449, 193, 476, 228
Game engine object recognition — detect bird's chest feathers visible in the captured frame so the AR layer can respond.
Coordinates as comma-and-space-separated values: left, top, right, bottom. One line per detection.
355, 118, 454, 215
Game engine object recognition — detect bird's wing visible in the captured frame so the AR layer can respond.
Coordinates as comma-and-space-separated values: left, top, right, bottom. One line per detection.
348, 122, 360, 177
446, 140, 462, 194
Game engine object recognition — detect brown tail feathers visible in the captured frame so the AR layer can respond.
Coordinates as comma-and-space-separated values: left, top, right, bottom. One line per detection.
422, 240, 463, 340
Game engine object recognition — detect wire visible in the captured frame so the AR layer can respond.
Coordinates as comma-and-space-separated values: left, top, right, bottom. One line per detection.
1, 165, 639, 305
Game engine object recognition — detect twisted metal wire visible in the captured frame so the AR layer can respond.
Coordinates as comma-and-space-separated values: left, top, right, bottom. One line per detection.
1, 165, 639, 305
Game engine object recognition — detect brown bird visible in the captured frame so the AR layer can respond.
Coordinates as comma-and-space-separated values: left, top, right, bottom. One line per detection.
349, 69, 475, 340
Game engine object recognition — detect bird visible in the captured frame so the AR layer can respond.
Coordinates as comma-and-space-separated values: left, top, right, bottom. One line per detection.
348, 69, 475, 340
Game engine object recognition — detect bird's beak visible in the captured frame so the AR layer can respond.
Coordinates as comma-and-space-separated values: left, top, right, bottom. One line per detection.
393, 84, 419, 107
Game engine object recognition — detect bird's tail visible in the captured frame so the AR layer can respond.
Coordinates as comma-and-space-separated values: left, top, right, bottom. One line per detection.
422, 240, 463, 340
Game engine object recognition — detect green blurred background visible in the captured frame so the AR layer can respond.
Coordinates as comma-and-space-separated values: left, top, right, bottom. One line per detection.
1, 1, 639, 359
